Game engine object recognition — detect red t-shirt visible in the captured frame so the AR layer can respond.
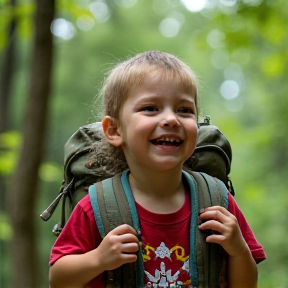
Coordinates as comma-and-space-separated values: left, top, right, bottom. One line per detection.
50, 191, 266, 288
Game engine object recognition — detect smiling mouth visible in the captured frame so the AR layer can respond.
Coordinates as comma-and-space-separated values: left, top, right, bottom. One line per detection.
150, 138, 183, 146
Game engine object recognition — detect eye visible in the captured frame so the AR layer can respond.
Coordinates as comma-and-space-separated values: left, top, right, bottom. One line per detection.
141, 105, 158, 112
177, 107, 195, 115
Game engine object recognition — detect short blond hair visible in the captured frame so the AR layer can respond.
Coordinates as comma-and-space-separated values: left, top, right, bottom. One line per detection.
100, 51, 199, 120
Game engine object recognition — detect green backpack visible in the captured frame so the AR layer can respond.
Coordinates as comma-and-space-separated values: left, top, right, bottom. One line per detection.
41, 116, 233, 288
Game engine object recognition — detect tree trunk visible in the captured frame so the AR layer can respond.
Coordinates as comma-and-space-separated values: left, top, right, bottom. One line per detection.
0, 2, 17, 285
8, 0, 55, 287
0, 0, 17, 134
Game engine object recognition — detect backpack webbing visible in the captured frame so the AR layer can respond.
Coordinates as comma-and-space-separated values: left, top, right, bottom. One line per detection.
190, 171, 228, 288
89, 172, 144, 288
89, 170, 228, 288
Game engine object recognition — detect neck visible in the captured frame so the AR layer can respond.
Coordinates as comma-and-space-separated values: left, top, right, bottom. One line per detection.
127, 167, 185, 213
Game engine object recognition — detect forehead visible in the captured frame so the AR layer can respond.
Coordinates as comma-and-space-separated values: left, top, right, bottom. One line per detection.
136, 72, 195, 99
128, 65, 197, 96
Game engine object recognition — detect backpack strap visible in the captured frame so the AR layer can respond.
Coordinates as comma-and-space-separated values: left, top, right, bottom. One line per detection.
90, 170, 228, 288
185, 170, 229, 288
89, 170, 144, 288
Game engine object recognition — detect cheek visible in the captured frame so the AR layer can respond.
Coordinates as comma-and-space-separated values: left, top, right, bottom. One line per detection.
187, 123, 198, 146
125, 115, 154, 134
121, 121, 151, 152
119, 121, 141, 146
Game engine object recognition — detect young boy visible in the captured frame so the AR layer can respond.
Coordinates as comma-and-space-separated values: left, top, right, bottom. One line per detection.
49, 51, 266, 288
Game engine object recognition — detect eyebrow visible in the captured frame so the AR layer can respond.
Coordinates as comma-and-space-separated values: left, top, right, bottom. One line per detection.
136, 93, 196, 102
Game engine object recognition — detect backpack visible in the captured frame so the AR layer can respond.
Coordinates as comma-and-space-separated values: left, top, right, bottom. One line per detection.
40, 116, 233, 287
89, 170, 229, 288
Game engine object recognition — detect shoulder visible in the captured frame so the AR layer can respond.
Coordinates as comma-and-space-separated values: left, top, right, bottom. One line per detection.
227, 193, 266, 263
227, 193, 253, 232
77, 193, 95, 218
49, 193, 102, 265
73, 194, 101, 240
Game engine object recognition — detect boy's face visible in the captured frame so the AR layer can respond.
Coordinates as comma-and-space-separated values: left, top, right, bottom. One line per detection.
116, 73, 198, 173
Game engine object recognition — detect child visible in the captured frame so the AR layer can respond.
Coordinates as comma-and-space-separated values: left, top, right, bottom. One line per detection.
49, 51, 266, 288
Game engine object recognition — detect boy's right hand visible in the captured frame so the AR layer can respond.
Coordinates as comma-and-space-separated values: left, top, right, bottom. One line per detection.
96, 224, 139, 271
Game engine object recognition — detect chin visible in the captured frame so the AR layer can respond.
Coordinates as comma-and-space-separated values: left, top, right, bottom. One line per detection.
151, 161, 184, 172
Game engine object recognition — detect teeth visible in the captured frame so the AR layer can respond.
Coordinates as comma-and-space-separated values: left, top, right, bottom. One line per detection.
152, 137, 182, 146
158, 137, 180, 143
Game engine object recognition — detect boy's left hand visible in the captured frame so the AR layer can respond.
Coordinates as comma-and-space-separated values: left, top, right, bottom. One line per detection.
198, 206, 248, 257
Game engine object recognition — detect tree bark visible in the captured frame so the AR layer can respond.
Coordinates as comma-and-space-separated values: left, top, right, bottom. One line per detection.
0, 2, 18, 285
8, 0, 55, 287
0, 0, 17, 134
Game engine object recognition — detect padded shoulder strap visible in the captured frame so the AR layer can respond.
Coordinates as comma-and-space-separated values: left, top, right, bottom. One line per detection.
191, 171, 228, 209
88, 170, 144, 288
184, 171, 229, 288
89, 172, 134, 237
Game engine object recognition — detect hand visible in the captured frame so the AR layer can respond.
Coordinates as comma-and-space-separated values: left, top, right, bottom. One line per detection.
198, 206, 248, 257
96, 224, 139, 271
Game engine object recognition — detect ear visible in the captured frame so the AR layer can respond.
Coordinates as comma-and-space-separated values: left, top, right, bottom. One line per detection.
102, 116, 123, 147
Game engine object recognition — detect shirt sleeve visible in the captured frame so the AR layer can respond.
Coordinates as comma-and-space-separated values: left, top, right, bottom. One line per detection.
49, 194, 101, 265
49, 195, 105, 288
227, 193, 266, 263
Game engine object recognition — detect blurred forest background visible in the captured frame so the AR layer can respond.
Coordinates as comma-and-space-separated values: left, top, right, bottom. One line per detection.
0, 0, 287, 287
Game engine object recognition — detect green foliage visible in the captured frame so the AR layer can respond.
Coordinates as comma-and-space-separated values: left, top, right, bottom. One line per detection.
0, 131, 63, 182
0, 213, 11, 241
0, 0, 34, 48
0, 131, 21, 175
39, 162, 63, 183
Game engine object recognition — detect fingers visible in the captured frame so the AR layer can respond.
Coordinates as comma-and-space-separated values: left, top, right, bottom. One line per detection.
111, 224, 138, 237
198, 206, 235, 229
107, 224, 139, 252
199, 206, 235, 225
198, 206, 247, 257
108, 224, 138, 243
98, 225, 139, 270
199, 205, 231, 219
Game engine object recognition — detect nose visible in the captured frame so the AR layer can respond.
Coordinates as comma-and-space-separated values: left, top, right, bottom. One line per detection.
159, 111, 180, 128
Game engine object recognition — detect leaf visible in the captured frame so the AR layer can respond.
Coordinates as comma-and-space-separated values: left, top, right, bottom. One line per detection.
261, 53, 286, 77
39, 162, 63, 182
0, 213, 12, 241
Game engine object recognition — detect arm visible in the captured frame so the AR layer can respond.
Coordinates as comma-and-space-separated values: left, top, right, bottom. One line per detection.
199, 206, 258, 288
228, 243, 258, 288
49, 224, 139, 288
49, 250, 103, 288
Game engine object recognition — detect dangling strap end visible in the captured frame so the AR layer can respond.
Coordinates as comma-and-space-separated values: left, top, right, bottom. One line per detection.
40, 192, 65, 221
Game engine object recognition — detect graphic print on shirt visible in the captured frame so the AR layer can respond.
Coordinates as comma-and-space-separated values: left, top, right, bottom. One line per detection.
142, 241, 191, 287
